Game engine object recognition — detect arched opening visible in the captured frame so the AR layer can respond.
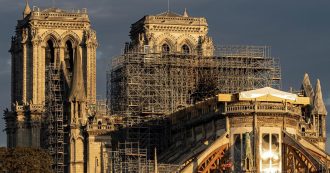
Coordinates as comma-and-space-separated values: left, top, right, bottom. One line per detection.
64, 40, 74, 73
182, 44, 190, 55
45, 40, 55, 66
302, 127, 306, 136
162, 43, 170, 54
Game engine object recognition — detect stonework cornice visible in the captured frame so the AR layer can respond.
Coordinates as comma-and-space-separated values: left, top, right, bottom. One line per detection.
35, 21, 87, 30
150, 25, 204, 33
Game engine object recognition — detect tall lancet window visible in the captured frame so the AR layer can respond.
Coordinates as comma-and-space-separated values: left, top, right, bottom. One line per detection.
162, 44, 170, 54
260, 133, 280, 172
64, 41, 74, 73
182, 44, 190, 55
45, 40, 55, 66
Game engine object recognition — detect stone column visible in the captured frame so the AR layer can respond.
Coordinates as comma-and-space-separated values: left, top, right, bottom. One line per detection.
59, 45, 65, 63
4, 111, 16, 147
85, 43, 91, 103
38, 44, 43, 103
30, 112, 42, 148
84, 30, 98, 104
40, 46, 46, 103
32, 40, 39, 104
22, 43, 27, 103
322, 115, 326, 138
55, 46, 61, 67
69, 129, 85, 173
16, 113, 27, 147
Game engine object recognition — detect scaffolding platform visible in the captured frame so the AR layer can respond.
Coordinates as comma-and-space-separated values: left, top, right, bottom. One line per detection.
108, 45, 281, 116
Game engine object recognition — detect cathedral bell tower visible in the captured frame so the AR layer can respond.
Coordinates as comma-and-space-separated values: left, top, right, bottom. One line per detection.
128, 9, 214, 56
4, 1, 98, 172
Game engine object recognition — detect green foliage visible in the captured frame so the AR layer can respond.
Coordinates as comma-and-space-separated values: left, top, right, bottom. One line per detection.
0, 147, 53, 173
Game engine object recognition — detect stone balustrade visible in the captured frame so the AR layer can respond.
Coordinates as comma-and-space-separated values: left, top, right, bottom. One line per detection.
226, 102, 301, 115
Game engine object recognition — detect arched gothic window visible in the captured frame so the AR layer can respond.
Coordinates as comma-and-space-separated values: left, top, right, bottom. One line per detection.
45, 40, 55, 66
162, 44, 170, 54
182, 44, 190, 55
64, 40, 74, 73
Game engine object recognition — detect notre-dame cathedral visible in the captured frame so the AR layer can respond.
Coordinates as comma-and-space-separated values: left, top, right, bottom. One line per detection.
4, 1, 330, 173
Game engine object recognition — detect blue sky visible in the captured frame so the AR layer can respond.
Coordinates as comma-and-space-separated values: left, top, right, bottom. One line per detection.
0, 0, 330, 150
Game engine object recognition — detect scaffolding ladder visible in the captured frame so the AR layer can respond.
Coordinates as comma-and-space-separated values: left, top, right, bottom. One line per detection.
46, 64, 65, 173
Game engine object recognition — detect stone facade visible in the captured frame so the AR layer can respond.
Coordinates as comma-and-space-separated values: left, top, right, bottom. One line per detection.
4, 2, 329, 173
168, 85, 329, 172
9, 6, 97, 106
4, 2, 98, 173
128, 10, 214, 56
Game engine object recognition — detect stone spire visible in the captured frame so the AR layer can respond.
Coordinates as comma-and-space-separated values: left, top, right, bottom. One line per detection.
183, 8, 189, 17
301, 73, 314, 105
244, 132, 253, 171
312, 79, 327, 115
23, 0, 31, 18
69, 48, 86, 102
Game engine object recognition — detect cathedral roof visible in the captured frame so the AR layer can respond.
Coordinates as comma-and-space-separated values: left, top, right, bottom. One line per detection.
69, 48, 86, 102
239, 87, 298, 101
312, 79, 327, 115
218, 87, 310, 105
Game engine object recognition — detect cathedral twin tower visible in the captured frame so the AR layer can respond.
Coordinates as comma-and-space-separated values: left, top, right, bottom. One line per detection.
5, 1, 97, 172
4, 1, 216, 172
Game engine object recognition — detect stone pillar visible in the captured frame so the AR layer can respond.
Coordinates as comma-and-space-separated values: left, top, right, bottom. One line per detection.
92, 44, 97, 104
87, 135, 102, 173
22, 43, 27, 103
84, 30, 98, 104
322, 115, 326, 138
69, 129, 85, 173
4, 111, 16, 148
59, 45, 65, 63
32, 41, 39, 104
30, 112, 42, 148
16, 113, 27, 147
7, 128, 14, 147
55, 46, 60, 67
85, 44, 91, 103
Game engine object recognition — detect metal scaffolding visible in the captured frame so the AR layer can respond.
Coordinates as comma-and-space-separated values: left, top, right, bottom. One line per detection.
108, 45, 281, 116
123, 115, 170, 158
108, 141, 180, 173
45, 64, 66, 173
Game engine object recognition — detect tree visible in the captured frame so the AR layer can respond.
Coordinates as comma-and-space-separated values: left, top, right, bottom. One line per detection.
0, 147, 53, 173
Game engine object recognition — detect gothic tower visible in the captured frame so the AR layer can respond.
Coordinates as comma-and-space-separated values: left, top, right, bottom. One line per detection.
128, 9, 214, 56
4, 1, 98, 172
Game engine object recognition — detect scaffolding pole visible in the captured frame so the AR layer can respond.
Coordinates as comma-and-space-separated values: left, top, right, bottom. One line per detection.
107, 45, 281, 172
109, 141, 180, 173
45, 64, 66, 173
108, 45, 281, 116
